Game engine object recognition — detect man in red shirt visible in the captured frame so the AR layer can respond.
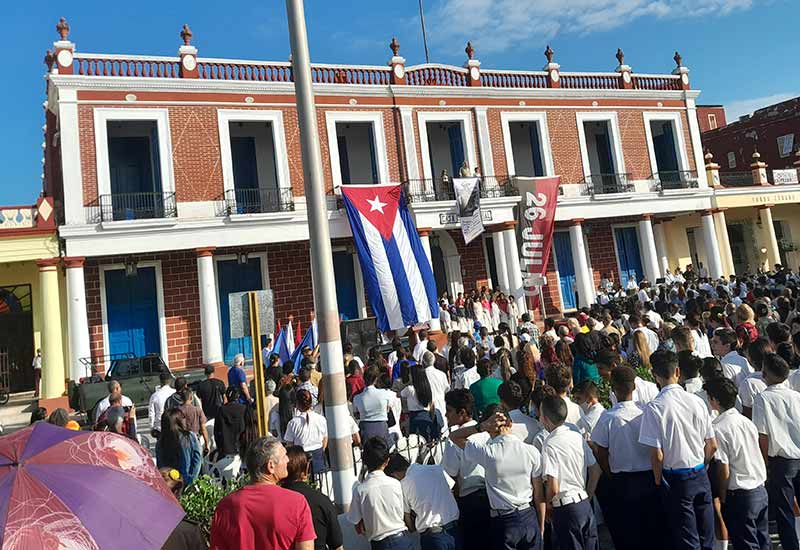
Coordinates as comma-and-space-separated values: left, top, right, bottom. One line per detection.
211, 437, 316, 550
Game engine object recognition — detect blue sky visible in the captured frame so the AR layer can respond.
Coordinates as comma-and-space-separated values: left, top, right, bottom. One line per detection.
4, 0, 797, 204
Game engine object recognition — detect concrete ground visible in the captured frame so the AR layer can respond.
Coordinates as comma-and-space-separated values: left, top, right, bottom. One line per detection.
0, 391, 38, 434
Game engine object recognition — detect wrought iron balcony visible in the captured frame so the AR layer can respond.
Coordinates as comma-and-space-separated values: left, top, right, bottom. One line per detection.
94, 192, 177, 222
583, 173, 633, 196
225, 187, 295, 215
652, 170, 700, 192
719, 171, 755, 187
404, 175, 519, 203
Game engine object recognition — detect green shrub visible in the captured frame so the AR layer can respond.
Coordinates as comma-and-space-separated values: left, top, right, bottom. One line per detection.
179, 474, 247, 541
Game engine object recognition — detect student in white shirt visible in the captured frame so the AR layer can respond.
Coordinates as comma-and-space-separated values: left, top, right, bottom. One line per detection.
450, 409, 545, 550
346, 437, 412, 549
283, 389, 328, 476
539, 394, 601, 550
423, 352, 450, 428
639, 350, 717, 550
385, 454, 460, 550
591, 366, 663, 550
752, 353, 800, 550
413, 330, 430, 362
711, 328, 753, 386
352, 366, 395, 449
739, 338, 770, 419
706, 377, 769, 550
679, 351, 705, 395
442, 390, 489, 550
627, 315, 659, 358
544, 363, 583, 426
497, 380, 542, 445
402, 364, 440, 442
148, 372, 175, 437
573, 380, 605, 439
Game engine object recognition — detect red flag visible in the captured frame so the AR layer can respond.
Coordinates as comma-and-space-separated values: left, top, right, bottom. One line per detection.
295, 320, 302, 348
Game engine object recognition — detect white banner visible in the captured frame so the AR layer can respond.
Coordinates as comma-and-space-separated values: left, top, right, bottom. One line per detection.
773, 169, 799, 185
453, 177, 484, 244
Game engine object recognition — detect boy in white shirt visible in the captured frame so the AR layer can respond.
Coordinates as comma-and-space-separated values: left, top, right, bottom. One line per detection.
706, 377, 769, 550
572, 380, 604, 439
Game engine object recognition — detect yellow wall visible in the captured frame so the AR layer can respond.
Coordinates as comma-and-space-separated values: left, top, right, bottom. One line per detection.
661, 214, 706, 271
0, 261, 43, 351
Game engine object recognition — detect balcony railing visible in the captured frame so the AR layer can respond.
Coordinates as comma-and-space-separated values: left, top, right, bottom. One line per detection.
225, 187, 295, 215
652, 170, 700, 192
583, 173, 633, 196
91, 192, 177, 222
404, 175, 518, 203
719, 171, 755, 187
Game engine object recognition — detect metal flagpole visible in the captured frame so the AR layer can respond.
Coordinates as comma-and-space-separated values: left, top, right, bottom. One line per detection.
285, 0, 356, 512
418, 0, 430, 63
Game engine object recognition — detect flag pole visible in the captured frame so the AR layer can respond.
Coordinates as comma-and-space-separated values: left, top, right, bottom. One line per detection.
285, 0, 356, 512
418, 0, 430, 63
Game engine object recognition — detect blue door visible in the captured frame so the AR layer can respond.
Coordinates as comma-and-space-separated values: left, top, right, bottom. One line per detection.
333, 251, 359, 321
553, 232, 577, 310
105, 267, 160, 358
218, 258, 263, 364
614, 227, 644, 287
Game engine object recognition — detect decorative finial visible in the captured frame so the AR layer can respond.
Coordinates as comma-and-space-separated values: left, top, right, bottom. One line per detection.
673, 51, 683, 68
465, 42, 475, 60
704, 149, 713, 162
180, 24, 193, 46
615, 48, 625, 66
389, 37, 400, 57
56, 17, 70, 41
44, 50, 55, 71
752, 146, 761, 159
544, 45, 554, 64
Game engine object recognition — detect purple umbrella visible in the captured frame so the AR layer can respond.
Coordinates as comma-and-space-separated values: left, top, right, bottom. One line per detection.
0, 422, 184, 550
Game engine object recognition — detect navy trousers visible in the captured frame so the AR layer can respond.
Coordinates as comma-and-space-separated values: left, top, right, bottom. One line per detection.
722, 485, 770, 550
767, 457, 800, 550
551, 499, 598, 550
420, 523, 459, 550
660, 468, 715, 550
458, 490, 491, 550
371, 532, 414, 550
489, 506, 542, 550
606, 470, 666, 550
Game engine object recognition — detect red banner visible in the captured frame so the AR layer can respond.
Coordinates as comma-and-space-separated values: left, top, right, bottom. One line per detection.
516, 176, 561, 312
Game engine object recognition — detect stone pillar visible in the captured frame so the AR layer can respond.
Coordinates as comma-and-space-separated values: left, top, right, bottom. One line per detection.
53, 18, 75, 76
653, 220, 670, 278
464, 42, 481, 86
705, 151, 722, 188
489, 225, 510, 294
178, 25, 199, 78
196, 248, 224, 366
751, 149, 769, 186
501, 222, 527, 314
568, 221, 595, 308
417, 228, 441, 331
615, 49, 633, 90
638, 214, 661, 282
757, 206, 781, 270
64, 257, 91, 382
543, 45, 561, 88
37, 258, 66, 399
672, 51, 691, 90
713, 209, 735, 277
700, 211, 724, 279
388, 37, 406, 85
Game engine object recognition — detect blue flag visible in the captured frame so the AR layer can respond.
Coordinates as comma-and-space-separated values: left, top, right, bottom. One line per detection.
290, 327, 315, 374
272, 327, 291, 365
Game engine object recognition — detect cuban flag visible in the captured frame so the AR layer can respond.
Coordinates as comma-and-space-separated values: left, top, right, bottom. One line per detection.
341, 184, 439, 332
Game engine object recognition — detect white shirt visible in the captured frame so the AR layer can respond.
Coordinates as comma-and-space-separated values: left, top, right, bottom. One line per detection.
95, 393, 135, 423
645, 310, 663, 329
752, 384, 800, 459
442, 421, 486, 497
591, 401, 652, 473
347, 471, 407, 541
400, 385, 427, 412
413, 339, 429, 362
462, 367, 480, 389
541, 425, 596, 502
631, 327, 659, 357
610, 377, 659, 406
148, 384, 175, 430
713, 408, 766, 491
562, 396, 583, 426
739, 372, 767, 409
508, 409, 543, 445
787, 369, 800, 392
637, 289, 651, 303
720, 351, 753, 387
639, 384, 715, 470
683, 377, 704, 395
465, 432, 542, 511
400, 464, 460, 531
353, 386, 394, 422
577, 402, 605, 439
283, 410, 327, 452
32, 355, 42, 369
425, 366, 450, 424
693, 330, 713, 359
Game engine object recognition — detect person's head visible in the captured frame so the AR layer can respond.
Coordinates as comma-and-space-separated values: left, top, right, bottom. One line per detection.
554, 339, 573, 365
225, 384, 241, 404
298, 367, 311, 384
445, 389, 474, 426
426, 340, 438, 354
109, 393, 122, 407
301, 346, 313, 358
284, 445, 311, 483
573, 380, 598, 408
677, 351, 702, 382
671, 326, 694, 352
362, 437, 390, 473
544, 362, 573, 395
610, 365, 636, 403
159, 468, 186, 499
345, 359, 361, 377
573, 332, 596, 360
711, 328, 738, 358
747, 338, 773, 372
282, 361, 296, 376
650, 350, 680, 386
539, 394, 568, 432
544, 318, 555, 331
47, 408, 69, 427
736, 303, 755, 324
493, 335, 506, 351
762, 353, 791, 385
628, 314, 643, 328
477, 357, 492, 378
410, 364, 433, 408
384, 452, 411, 481
233, 353, 245, 367
497, 380, 525, 411
705, 377, 738, 413
30, 406, 48, 424
246, 436, 289, 483
700, 357, 724, 382
204, 364, 215, 378
159, 372, 172, 386
632, 330, 652, 367
418, 330, 428, 341
421, 351, 435, 368
107, 380, 121, 397
264, 379, 277, 397
766, 322, 791, 346
173, 376, 189, 395
296, 389, 313, 412
161, 407, 188, 436
363, 365, 381, 387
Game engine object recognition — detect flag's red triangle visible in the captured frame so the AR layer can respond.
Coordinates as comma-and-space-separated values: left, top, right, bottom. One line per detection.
341, 185, 402, 240
295, 320, 302, 347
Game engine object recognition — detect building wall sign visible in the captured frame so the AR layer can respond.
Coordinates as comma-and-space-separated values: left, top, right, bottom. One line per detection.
439, 210, 492, 225
773, 169, 799, 185
716, 190, 800, 208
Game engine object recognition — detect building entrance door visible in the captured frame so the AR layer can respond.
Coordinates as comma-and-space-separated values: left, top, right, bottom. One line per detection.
333, 251, 359, 321
105, 267, 161, 358
553, 232, 577, 310
0, 285, 34, 392
217, 258, 263, 364
614, 227, 644, 287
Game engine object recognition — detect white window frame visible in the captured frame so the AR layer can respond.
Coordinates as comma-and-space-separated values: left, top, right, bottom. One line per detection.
417, 111, 478, 181
707, 113, 717, 130
642, 112, 691, 176
217, 110, 292, 195
325, 111, 390, 194
93, 108, 175, 198
99, 261, 169, 366
499, 112, 555, 177
575, 112, 626, 181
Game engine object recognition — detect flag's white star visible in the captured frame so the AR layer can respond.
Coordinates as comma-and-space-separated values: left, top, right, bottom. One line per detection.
366, 195, 387, 214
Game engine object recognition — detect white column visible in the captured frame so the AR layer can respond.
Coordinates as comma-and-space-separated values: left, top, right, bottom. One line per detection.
568, 222, 595, 308
491, 231, 510, 293
418, 230, 441, 331
638, 216, 661, 282
196, 248, 224, 365
502, 225, 527, 313
65, 257, 92, 381
713, 210, 735, 276
758, 206, 781, 270
700, 211, 724, 279
474, 107, 494, 175
653, 220, 670, 279
37, 259, 66, 399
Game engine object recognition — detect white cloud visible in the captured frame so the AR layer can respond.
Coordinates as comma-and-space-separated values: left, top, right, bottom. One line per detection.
725, 92, 798, 121
425, 0, 754, 54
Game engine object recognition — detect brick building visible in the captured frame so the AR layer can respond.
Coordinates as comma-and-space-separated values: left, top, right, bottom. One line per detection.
38, 20, 799, 383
